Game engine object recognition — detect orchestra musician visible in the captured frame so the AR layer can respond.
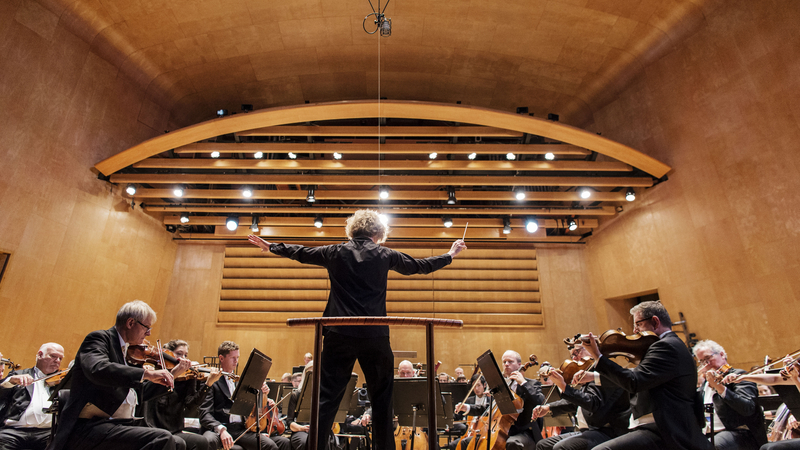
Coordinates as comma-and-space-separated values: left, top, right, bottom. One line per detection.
49, 300, 179, 450
454, 376, 490, 420
248, 209, 467, 450
532, 344, 631, 450
722, 357, 800, 450
454, 368, 465, 379
397, 361, 415, 379
693, 340, 766, 450
143, 339, 222, 450
501, 350, 546, 450
581, 300, 711, 450
199, 341, 291, 450
0, 342, 64, 450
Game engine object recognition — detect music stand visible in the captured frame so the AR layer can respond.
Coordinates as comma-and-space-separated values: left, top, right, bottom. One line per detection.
540, 386, 573, 427
439, 382, 470, 405
296, 372, 358, 423
476, 350, 518, 450
230, 349, 273, 450
267, 381, 292, 402
393, 377, 448, 450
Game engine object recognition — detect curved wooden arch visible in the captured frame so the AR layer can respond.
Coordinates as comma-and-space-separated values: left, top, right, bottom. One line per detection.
95, 100, 671, 177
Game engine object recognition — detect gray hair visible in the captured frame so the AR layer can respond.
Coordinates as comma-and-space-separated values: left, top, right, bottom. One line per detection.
345, 210, 389, 244
503, 350, 522, 363
692, 340, 725, 358
38, 343, 63, 355
630, 301, 672, 328
115, 300, 156, 328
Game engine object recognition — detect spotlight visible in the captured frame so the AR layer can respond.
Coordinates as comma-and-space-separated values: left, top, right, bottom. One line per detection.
379, 188, 389, 200
251, 216, 259, 232
429, 152, 438, 159
254, 151, 263, 159
242, 188, 252, 198
180, 213, 189, 224
314, 216, 323, 228
468, 152, 477, 160
125, 184, 136, 196
211, 151, 220, 158
515, 190, 526, 201
568, 219, 578, 231
544, 152, 555, 160
216, 109, 228, 117
225, 216, 239, 231
173, 186, 184, 197
547, 113, 559, 121
241, 104, 253, 112
306, 189, 316, 203
288, 152, 297, 159
380, 17, 392, 37
442, 216, 453, 228
625, 188, 636, 202
525, 217, 539, 233
447, 190, 457, 205
333, 152, 342, 160
379, 213, 389, 225
503, 217, 511, 234
579, 188, 592, 199
506, 153, 516, 160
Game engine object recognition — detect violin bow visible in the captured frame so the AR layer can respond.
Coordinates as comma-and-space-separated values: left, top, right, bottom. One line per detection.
234, 391, 293, 443
156, 340, 173, 392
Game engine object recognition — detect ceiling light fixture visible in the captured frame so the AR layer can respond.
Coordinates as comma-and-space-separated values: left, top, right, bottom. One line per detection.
173, 186, 184, 197
226, 216, 239, 231
306, 188, 316, 203
211, 151, 220, 158
254, 151, 263, 159
180, 213, 189, 224
579, 188, 592, 199
625, 188, 636, 202
503, 217, 512, 234
525, 217, 539, 233
468, 152, 477, 160
568, 219, 578, 231
429, 152, 438, 159
242, 188, 253, 198
216, 109, 228, 117
333, 152, 342, 160
363, 1, 392, 37
515, 190, 526, 201
379, 213, 389, 225
442, 216, 453, 228
447, 189, 457, 205
251, 216, 259, 232
125, 184, 136, 196
506, 153, 516, 160
544, 152, 555, 160
288, 152, 297, 159
314, 216, 323, 228
379, 188, 389, 200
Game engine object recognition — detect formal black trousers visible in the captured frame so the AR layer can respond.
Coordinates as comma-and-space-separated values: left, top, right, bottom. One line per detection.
536, 429, 618, 450
0, 426, 50, 450
172, 431, 209, 450
65, 418, 176, 450
317, 332, 395, 450
203, 425, 291, 450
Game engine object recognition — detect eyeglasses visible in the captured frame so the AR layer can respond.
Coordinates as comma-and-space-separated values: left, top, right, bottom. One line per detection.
698, 353, 718, 365
135, 319, 152, 333
633, 317, 653, 328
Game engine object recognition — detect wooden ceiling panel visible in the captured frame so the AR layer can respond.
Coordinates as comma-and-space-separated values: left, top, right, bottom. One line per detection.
465, 0, 548, 26
208, 25, 285, 59
316, 45, 378, 74
298, 72, 368, 103
183, 56, 258, 92
278, 16, 354, 50
172, 34, 221, 66
246, 0, 325, 24
449, 49, 520, 84
379, 45, 454, 75
250, 48, 320, 81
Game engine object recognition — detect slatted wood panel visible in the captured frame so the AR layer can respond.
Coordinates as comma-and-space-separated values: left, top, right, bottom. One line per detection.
219, 247, 541, 326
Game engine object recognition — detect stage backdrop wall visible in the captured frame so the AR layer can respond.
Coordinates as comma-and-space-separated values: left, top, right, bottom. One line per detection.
159, 243, 597, 380
0, 1, 176, 369
584, 0, 800, 370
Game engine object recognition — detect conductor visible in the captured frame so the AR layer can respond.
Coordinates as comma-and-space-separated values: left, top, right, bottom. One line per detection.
248, 209, 467, 450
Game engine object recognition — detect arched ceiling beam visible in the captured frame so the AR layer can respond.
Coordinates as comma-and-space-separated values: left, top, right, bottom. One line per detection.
96, 100, 671, 177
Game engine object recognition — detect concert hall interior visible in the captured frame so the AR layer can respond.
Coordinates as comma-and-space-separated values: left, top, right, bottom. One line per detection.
1, 0, 800, 380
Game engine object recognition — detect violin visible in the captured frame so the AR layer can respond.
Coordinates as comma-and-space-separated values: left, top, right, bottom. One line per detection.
564, 329, 659, 364
174, 366, 209, 382
244, 390, 285, 436
539, 357, 595, 385
1, 358, 20, 370
126, 341, 179, 370
32, 369, 70, 387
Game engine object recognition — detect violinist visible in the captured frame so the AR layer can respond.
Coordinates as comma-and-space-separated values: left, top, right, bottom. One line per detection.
199, 341, 291, 450
501, 350, 546, 450
693, 340, 766, 450
532, 344, 630, 450
49, 300, 178, 450
249, 209, 467, 450
581, 301, 710, 450
0, 342, 64, 450
143, 339, 222, 450
284, 363, 320, 450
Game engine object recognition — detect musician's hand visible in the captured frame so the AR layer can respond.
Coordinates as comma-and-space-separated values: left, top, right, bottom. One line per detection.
571, 370, 594, 385
144, 367, 174, 389
584, 333, 601, 360
704, 370, 723, 391
206, 367, 223, 386
248, 235, 272, 252
448, 239, 467, 258
721, 374, 741, 385
548, 369, 566, 391
361, 414, 370, 426
261, 382, 270, 395
301, 424, 310, 432
352, 418, 362, 426
455, 402, 469, 414
171, 358, 192, 377
509, 371, 526, 386
220, 429, 234, 450
789, 414, 799, 430
8, 374, 34, 387
531, 404, 550, 420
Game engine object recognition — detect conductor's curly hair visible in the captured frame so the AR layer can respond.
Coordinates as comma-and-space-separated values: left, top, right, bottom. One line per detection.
345, 209, 389, 244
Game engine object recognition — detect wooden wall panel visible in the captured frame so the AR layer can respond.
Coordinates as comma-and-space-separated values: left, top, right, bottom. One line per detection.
218, 245, 542, 326
584, 0, 800, 370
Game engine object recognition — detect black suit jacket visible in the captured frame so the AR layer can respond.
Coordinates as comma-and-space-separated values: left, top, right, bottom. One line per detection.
199, 376, 236, 432
700, 368, 767, 446
548, 381, 630, 434
596, 331, 711, 450
144, 378, 209, 433
0, 367, 37, 425
49, 327, 167, 450
509, 378, 545, 440
454, 394, 490, 421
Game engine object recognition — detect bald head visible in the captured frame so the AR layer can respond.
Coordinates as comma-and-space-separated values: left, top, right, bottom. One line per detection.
36, 343, 64, 375
398, 360, 415, 378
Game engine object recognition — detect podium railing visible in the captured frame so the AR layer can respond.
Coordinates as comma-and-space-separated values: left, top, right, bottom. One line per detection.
286, 316, 464, 450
